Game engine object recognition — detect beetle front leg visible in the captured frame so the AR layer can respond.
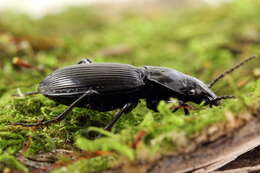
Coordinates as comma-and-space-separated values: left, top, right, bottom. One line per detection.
12, 89, 99, 127
171, 100, 192, 115
147, 99, 192, 115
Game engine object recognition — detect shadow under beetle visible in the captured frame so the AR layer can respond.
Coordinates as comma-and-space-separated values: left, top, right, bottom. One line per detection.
13, 55, 257, 132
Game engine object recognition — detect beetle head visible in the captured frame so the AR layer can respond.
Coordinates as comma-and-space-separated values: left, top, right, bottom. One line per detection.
183, 76, 236, 106
145, 66, 233, 106
181, 76, 218, 105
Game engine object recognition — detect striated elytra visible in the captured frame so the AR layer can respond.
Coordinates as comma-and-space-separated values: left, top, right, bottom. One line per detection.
13, 56, 257, 132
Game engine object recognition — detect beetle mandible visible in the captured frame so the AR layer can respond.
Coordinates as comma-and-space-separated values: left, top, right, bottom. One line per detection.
13, 55, 257, 131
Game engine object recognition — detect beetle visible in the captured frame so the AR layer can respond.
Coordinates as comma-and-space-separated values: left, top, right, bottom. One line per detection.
13, 55, 257, 131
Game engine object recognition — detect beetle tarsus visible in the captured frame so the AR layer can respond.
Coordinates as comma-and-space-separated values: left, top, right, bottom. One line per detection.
12, 89, 99, 127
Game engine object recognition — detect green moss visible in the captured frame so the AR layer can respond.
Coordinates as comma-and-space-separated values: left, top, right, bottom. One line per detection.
76, 127, 134, 160
52, 156, 111, 173
0, 154, 28, 172
0, 0, 260, 172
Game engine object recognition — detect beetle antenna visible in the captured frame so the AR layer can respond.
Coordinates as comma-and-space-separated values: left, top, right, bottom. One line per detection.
12, 91, 39, 97
209, 95, 235, 107
215, 95, 236, 101
208, 55, 257, 88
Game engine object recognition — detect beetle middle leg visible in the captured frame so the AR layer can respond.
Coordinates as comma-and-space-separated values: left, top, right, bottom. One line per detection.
146, 98, 160, 112
103, 101, 138, 131
12, 89, 99, 127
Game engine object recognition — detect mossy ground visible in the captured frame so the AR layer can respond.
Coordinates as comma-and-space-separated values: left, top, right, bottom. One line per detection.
0, 1, 260, 172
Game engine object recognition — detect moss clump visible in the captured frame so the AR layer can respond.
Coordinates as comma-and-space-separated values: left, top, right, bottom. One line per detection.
0, 154, 28, 173
52, 156, 110, 173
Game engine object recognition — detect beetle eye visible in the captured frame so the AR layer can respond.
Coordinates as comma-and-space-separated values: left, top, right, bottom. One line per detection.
188, 89, 196, 95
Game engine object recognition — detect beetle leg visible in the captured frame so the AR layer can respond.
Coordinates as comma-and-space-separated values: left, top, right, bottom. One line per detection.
77, 58, 92, 64
171, 101, 192, 115
12, 89, 99, 127
146, 99, 160, 112
103, 102, 138, 131
147, 99, 192, 115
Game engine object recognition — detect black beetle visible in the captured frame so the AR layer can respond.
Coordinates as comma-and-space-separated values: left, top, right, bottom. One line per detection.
13, 55, 257, 131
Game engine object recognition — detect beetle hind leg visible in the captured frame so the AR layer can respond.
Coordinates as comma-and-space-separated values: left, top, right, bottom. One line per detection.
11, 89, 99, 127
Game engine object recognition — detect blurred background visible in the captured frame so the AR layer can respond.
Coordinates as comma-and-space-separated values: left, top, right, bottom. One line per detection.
0, 0, 231, 18
0, 0, 260, 94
